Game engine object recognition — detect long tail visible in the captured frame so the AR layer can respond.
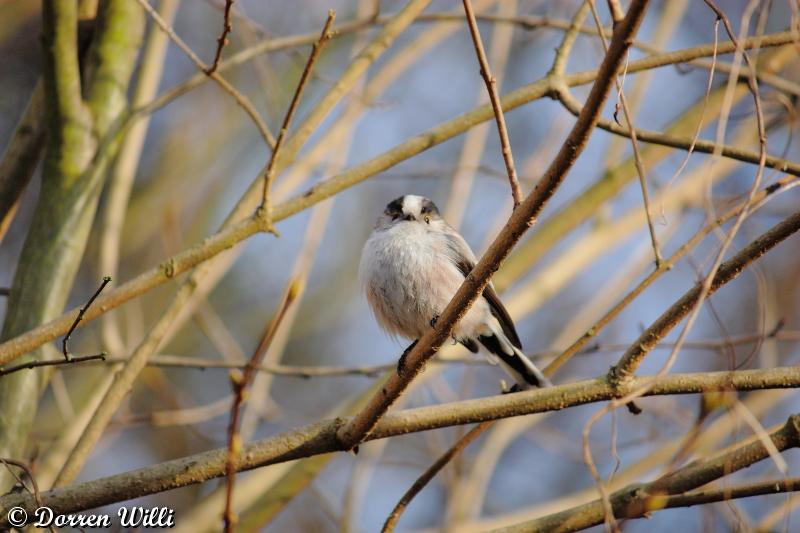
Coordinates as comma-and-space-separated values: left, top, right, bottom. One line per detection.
478, 332, 551, 389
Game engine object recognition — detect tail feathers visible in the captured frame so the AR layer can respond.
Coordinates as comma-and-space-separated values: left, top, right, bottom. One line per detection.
478, 334, 551, 389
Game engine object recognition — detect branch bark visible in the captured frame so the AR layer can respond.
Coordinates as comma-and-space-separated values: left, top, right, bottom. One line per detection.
0, 0, 143, 491
0, 81, 45, 242
610, 208, 800, 385
493, 415, 800, 532
2, 366, 800, 522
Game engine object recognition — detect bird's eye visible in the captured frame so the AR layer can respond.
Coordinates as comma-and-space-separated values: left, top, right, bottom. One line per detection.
424, 215, 431, 224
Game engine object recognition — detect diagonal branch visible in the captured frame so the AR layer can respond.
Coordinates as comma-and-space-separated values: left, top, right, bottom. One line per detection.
133, 0, 276, 148
206, 0, 234, 75
259, 11, 335, 216
492, 414, 800, 532
462, 0, 522, 207
555, 88, 800, 177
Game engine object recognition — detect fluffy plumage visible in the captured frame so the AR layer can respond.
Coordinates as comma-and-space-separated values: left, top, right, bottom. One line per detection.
359, 194, 549, 389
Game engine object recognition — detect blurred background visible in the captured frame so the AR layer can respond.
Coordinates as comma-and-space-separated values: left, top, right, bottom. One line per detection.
1, 0, 800, 531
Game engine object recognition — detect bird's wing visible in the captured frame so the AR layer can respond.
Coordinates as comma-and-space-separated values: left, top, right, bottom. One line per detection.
442, 230, 522, 349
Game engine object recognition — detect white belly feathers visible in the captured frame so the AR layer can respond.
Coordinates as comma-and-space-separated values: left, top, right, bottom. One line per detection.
360, 221, 491, 342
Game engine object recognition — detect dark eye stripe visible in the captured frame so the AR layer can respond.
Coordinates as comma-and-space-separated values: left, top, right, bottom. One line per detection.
420, 198, 440, 216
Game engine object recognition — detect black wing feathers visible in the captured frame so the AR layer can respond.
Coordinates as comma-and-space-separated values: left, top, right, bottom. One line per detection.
443, 234, 522, 349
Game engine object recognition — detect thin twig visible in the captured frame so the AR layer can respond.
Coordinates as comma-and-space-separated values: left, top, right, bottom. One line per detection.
259, 10, 336, 216
588, 0, 662, 268
52, 321, 797, 376
611, 209, 800, 381
133, 0, 276, 148
206, 0, 235, 74
611, 2, 769, 385
62, 276, 111, 361
462, 0, 522, 207
222, 281, 300, 532
382, 421, 492, 533
0, 354, 108, 378
556, 89, 800, 177
657, 477, 800, 509
545, 172, 797, 379
143, 12, 800, 121
0, 458, 44, 508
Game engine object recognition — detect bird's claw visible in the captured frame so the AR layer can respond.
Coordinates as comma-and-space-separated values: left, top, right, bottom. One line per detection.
397, 339, 418, 375
429, 315, 439, 328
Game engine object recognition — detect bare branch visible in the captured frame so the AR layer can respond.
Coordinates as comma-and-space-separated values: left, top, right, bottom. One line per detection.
547, 176, 798, 377
587, 0, 662, 267
62, 276, 111, 361
206, 0, 234, 74
133, 0, 276, 148
461, 0, 522, 207
610, 208, 800, 383
555, 89, 800, 177
3, 366, 800, 521
222, 283, 298, 532
382, 421, 491, 532
0, 354, 107, 379
259, 10, 336, 217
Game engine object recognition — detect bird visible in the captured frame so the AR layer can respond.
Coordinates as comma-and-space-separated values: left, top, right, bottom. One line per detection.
359, 194, 550, 390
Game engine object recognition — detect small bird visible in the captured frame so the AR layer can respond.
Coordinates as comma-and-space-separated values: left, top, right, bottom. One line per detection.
359, 194, 550, 390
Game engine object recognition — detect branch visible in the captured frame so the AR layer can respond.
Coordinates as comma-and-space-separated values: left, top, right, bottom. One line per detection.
587, 0, 662, 267
0, 30, 795, 370
497, 41, 796, 287
382, 421, 492, 533
610, 208, 800, 384
146, 13, 799, 120
382, 4, 594, 526
556, 88, 800, 177
206, 0, 234, 74
494, 415, 800, 532
61, 276, 111, 361
0, 81, 45, 242
655, 477, 800, 510
50, 2, 434, 488
223, 283, 297, 532
3, 366, 800, 521
335, 0, 651, 451
0, 0, 143, 492
546, 176, 798, 376
0, 354, 107, 379
462, 0, 521, 207
133, 0, 276, 149
259, 10, 335, 215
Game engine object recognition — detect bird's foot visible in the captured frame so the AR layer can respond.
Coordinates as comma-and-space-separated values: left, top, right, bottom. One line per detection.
500, 381, 522, 394
626, 400, 643, 415
397, 339, 418, 375
429, 314, 439, 328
